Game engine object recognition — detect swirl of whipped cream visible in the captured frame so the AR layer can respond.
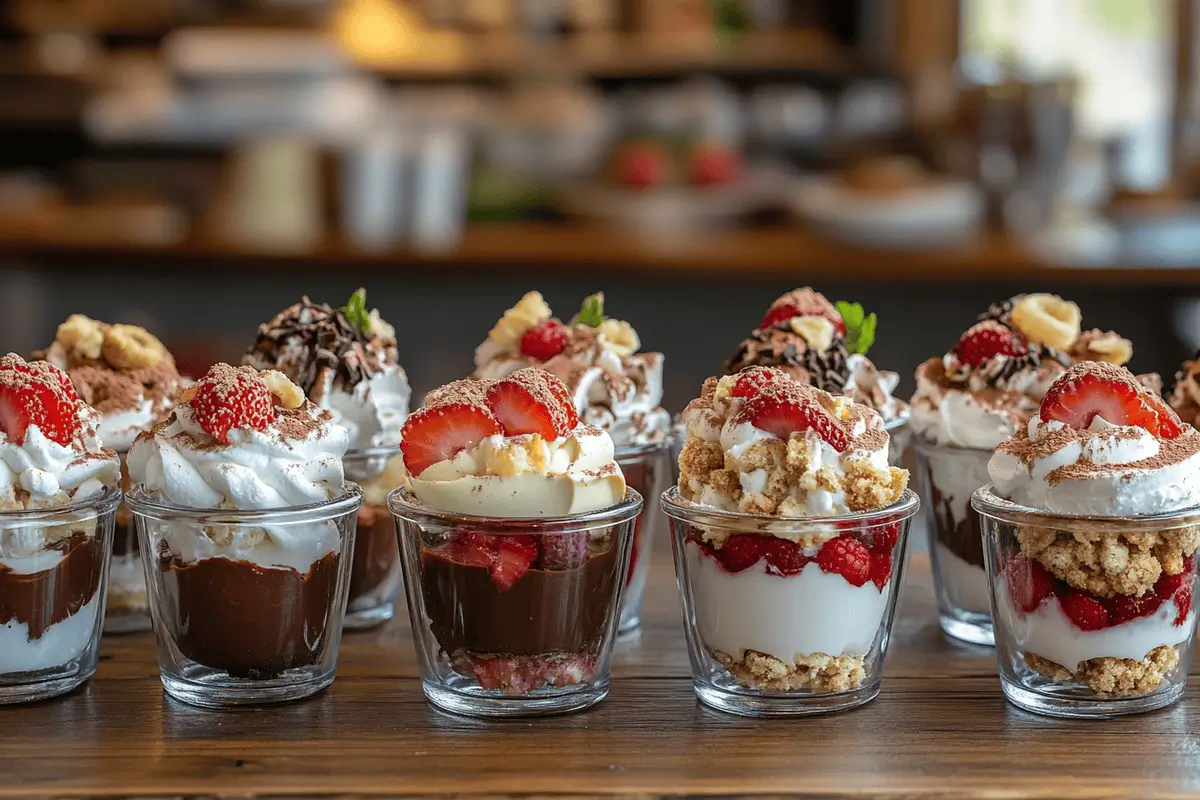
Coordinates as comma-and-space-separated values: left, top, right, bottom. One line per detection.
406, 424, 626, 517
317, 364, 410, 449
95, 400, 158, 452
989, 415, 1200, 516
0, 408, 119, 505
128, 403, 349, 511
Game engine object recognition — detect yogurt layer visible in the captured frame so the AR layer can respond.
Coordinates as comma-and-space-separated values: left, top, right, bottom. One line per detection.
0, 594, 100, 673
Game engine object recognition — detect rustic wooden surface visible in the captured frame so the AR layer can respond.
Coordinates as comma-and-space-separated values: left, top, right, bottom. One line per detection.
4, 543, 1200, 799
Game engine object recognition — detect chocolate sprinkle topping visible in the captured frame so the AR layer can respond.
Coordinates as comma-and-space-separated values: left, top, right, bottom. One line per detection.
725, 323, 851, 395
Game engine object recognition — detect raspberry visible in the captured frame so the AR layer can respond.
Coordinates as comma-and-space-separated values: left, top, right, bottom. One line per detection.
190, 364, 277, 445
1004, 555, 1054, 613
872, 522, 901, 550
760, 537, 808, 577
816, 534, 871, 587
539, 531, 590, 571
519, 320, 569, 361
953, 321, 1027, 367
1060, 590, 1111, 631
869, 546, 893, 591
715, 534, 764, 573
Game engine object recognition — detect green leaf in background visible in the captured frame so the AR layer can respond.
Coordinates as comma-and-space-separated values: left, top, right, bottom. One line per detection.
343, 288, 371, 333
575, 293, 606, 328
836, 300, 877, 356
711, 0, 751, 36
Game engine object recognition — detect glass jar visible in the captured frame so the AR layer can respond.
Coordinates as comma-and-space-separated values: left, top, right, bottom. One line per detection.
390, 487, 642, 718
614, 440, 669, 633
127, 486, 362, 708
974, 484, 1200, 718
342, 448, 405, 630
664, 486, 919, 717
0, 487, 120, 704
104, 450, 149, 634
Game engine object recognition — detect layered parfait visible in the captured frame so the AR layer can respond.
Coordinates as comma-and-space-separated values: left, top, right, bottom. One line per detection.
37, 315, 183, 632
392, 368, 639, 713
0, 354, 121, 701
243, 291, 410, 628
668, 367, 915, 714
473, 291, 668, 632
911, 293, 1143, 644
725, 288, 908, 443
128, 364, 359, 700
978, 362, 1200, 713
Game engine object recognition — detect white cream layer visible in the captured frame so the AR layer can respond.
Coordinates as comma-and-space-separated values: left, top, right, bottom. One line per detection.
0, 594, 99, 674
934, 543, 991, 614
989, 416, 1200, 516
320, 364, 410, 449
686, 542, 888, 660
158, 520, 342, 572
96, 398, 157, 453
407, 425, 626, 517
995, 581, 1193, 671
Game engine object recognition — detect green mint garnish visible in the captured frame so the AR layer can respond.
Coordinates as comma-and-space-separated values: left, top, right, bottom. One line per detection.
575, 292, 605, 328
836, 300, 877, 356
343, 287, 371, 333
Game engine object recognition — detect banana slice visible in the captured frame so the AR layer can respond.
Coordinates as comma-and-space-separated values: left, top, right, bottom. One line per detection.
1083, 333, 1133, 366
1010, 294, 1082, 350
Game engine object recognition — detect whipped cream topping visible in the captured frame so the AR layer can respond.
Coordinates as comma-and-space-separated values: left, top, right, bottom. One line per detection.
406, 424, 626, 518
473, 292, 670, 447
128, 397, 348, 511
990, 413, 1200, 516
678, 373, 906, 517
243, 294, 410, 450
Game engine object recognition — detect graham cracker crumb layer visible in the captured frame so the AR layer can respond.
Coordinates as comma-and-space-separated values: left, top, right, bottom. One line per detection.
713, 649, 866, 694
1025, 645, 1180, 697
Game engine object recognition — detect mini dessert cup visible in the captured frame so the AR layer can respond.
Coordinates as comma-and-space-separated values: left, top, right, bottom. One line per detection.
0, 486, 120, 704
342, 448, 405, 630
915, 438, 994, 645
104, 451, 150, 634
391, 487, 643, 718
664, 486, 919, 717
127, 486, 362, 708
974, 485, 1200, 718
615, 440, 670, 633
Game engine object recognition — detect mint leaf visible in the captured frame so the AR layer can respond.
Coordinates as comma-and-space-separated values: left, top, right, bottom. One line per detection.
575, 292, 605, 328
837, 301, 876, 355
343, 288, 371, 333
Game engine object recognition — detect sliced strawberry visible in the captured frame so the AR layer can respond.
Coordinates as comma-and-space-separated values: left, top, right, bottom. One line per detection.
489, 535, 539, 592
188, 364, 278, 444
730, 366, 792, 399
759, 289, 845, 334
539, 531, 590, 571
544, 376, 580, 430
760, 537, 808, 577
1108, 592, 1161, 626
1004, 555, 1054, 613
401, 402, 503, 477
485, 370, 575, 438
441, 532, 498, 569
1147, 393, 1187, 440
1061, 589, 1111, 631
1154, 562, 1195, 626
519, 320, 569, 361
1040, 365, 1168, 435
869, 546, 893, 591
0, 356, 80, 446
618, 142, 667, 190
688, 144, 741, 187
817, 534, 871, 587
715, 534, 764, 573
953, 321, 1027, 368
736, 391, 850, 451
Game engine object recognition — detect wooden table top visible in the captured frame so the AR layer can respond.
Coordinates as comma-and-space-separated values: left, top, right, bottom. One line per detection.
4, 546, 1199, 799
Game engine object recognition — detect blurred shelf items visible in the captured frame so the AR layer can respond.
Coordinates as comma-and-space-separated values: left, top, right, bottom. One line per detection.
1, 0, 1200, 276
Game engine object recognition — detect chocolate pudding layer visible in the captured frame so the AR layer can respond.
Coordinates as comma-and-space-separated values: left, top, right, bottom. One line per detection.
348, 504, 399, 607
421, 537, 620, 656
0, 533, 103, 640
931, 484, 985, 568
157, 549, 340, 679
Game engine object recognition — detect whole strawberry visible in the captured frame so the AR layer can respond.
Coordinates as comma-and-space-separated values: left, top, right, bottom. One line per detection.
190, 364, 278, 444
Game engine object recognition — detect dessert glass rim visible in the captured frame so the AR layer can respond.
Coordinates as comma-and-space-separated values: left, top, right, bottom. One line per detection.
972, 483, 1200, 530
883, 414, 910, 431
343, 445, 403, 459
124, 483, 364, 524
0, 485, 122, 523
614, 438, 670, 459
661, 485, 920, 529
387, 486, 644, 532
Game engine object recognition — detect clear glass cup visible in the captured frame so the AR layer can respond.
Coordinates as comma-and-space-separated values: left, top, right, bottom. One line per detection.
0, 486, 120, 704
915, 438, 995, 645
884, 416, 910, 468
664, 486, 919, 717
615, 440, 669, 633
973, 484, 1200, 718
127, 485, 363, 708
390, 487, 643, 718
669, 416, 686, 485
104, 450, 150, 635
343, 448, 405, 630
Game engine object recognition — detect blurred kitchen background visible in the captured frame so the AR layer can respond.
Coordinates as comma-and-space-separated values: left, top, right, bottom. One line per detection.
0, 0, 1197, 408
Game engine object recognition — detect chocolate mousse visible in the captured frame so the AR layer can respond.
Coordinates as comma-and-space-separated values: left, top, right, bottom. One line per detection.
0, 532, 104, 642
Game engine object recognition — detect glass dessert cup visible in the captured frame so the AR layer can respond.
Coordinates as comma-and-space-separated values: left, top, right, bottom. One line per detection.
884, 416, 911, 468
664, 486, 919, 717
615, 440, 670, 633
973, 485, 1200, 719
390, 487, 643, 718
0, 486, 120, 705
104, 450, 150, 635
126, 486, 363, 709
342, 448, 405, 630
915, 438, 994, 646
